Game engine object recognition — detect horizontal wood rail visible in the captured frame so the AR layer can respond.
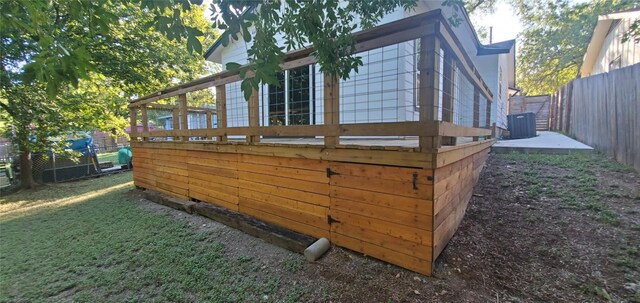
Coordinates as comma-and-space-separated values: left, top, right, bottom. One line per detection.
129, 9, 496, 153
136, 121, 491, 139
128, 9, 491, 108
437, 21, 493, 101
146, 103, 214, 112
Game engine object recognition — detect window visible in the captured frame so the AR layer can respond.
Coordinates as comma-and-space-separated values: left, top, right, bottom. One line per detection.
499, 67, 503, 100
267, 66, 312, 126
609, 56, 621, 72
267, 72, 286, 126
288, 67, 311, 125
413, 40, 420, 110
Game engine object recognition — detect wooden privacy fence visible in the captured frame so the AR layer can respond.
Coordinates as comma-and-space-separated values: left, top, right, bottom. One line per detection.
509, 95, 550, 131
550, 64, 640, 171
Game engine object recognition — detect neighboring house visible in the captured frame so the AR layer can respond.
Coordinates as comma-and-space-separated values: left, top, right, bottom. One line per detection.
580, 8, 640, 77
157, 111, 216, 131
92, 130, 129, 151
156, 111, 217, 141
204, 1, 515, 131
474, 39, 516, 130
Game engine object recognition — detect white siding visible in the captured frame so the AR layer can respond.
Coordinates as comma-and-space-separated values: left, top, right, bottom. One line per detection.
212, 1, 502, 128
495, 53, 510, 129
225, 81, 249, 127
592, 18, 640, 75
475, 54, 509, 129
340, 44, 408, 124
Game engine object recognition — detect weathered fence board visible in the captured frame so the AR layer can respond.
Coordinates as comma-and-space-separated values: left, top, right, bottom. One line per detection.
550, 64, 640, 171
509, 95, 550, 130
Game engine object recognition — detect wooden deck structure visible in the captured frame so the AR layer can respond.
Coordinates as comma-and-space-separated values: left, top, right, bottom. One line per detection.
128, 10, 495, 275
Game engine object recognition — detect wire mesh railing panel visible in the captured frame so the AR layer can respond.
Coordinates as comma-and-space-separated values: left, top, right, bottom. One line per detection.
129, 10, 496, 148
226, 81, 249, 128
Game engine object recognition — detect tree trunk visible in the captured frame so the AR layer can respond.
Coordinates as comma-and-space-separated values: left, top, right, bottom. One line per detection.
19, 148, 35, 189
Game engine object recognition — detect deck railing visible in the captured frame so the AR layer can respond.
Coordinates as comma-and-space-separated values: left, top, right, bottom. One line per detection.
129, 9, 494, 152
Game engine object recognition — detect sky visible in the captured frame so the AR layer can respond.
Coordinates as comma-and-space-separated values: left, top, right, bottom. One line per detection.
201, 0, 594, 46
471, 0, 593, 44
470, 2, 523, 44
202, 0, 525, 45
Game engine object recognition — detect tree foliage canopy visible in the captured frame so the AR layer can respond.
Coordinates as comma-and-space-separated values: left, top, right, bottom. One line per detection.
0, 0, 216, 187
210, 0, 422, 100
210, 0, 497, 100
515, 0, 637, 95
0, 0, 211, 96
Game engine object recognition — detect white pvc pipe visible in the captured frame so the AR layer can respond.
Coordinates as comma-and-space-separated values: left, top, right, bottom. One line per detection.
304, 237, 330, 261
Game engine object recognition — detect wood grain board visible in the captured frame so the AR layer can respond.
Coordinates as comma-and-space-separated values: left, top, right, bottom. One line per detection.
550, 64, 640, 171
132, 141, 492, 276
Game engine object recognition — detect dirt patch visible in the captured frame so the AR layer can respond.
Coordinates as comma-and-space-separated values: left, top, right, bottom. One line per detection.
132, 153, 640, 302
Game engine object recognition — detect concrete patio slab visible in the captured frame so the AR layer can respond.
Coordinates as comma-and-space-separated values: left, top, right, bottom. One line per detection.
492, 131, 594, 154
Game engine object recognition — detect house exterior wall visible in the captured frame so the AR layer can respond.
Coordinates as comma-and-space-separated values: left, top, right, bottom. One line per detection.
493, 53, 510, 129
212, 2, 505, 130
220, 6, 413, 127
475, 54, 509, 129
592, 18, 640, 75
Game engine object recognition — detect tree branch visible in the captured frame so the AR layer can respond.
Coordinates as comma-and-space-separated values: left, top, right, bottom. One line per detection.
0, 100, 13, 117
468, 0, 487, 13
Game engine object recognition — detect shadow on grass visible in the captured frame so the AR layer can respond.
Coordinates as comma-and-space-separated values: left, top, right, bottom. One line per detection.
0, 173, 283, 302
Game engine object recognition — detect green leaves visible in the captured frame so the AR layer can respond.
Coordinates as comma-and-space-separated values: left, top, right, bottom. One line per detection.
515, 0, 637, 95
1, 0, 216, 157
225, 62, 242, 71
622, 18, 639, 43
210, 0, 421, 101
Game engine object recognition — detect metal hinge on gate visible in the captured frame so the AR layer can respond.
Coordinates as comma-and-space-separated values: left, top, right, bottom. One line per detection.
412, 173, 418, 190
327, 215, 341, 225
326, 168, 340, 178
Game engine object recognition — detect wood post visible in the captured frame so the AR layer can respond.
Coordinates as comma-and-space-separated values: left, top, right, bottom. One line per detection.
179, 93, 188, 141
491, 122, 497, 139
129, 107, 137, 141
323, 75, 340, 148
473, 88, 480, 141
216, 85, 228, 142
206, 109, 213, 140
441, 50, 456, 146
485, 96, 491, 129
248, 87, 260, 144
172, 108, 180, 141
141, 106, 148, 141
565, 81, 573, 133
418, 33, 442, 152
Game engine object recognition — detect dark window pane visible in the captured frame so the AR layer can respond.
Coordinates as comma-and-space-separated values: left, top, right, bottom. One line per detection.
288, 66, 310, 125
268, 72, 286, 125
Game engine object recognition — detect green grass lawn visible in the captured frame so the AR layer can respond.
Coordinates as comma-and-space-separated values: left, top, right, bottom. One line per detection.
0, 173, 285, 302
97, 151, 119, 164
2, 153, 637, 302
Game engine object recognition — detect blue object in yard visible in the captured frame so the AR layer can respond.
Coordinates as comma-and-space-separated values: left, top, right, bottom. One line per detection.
118, 147, 132, 165
67, 137, 96, 155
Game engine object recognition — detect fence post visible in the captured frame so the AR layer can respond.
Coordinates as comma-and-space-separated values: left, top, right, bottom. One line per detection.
441, 51, 456, 145
472, 88, 480, 141
248, 87, 260, 144
179, 93, 188, 141
129, 107, 137, 142
418, 33, 442, 152
172, 108, 180, 141
485, 97, 491, 129
491, 122, 497, 139
324, 75, 340, 148
205, 109, 213, 141
141, 106, 148, 141
216, 85, 228, 142
565, 81, 573, 133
